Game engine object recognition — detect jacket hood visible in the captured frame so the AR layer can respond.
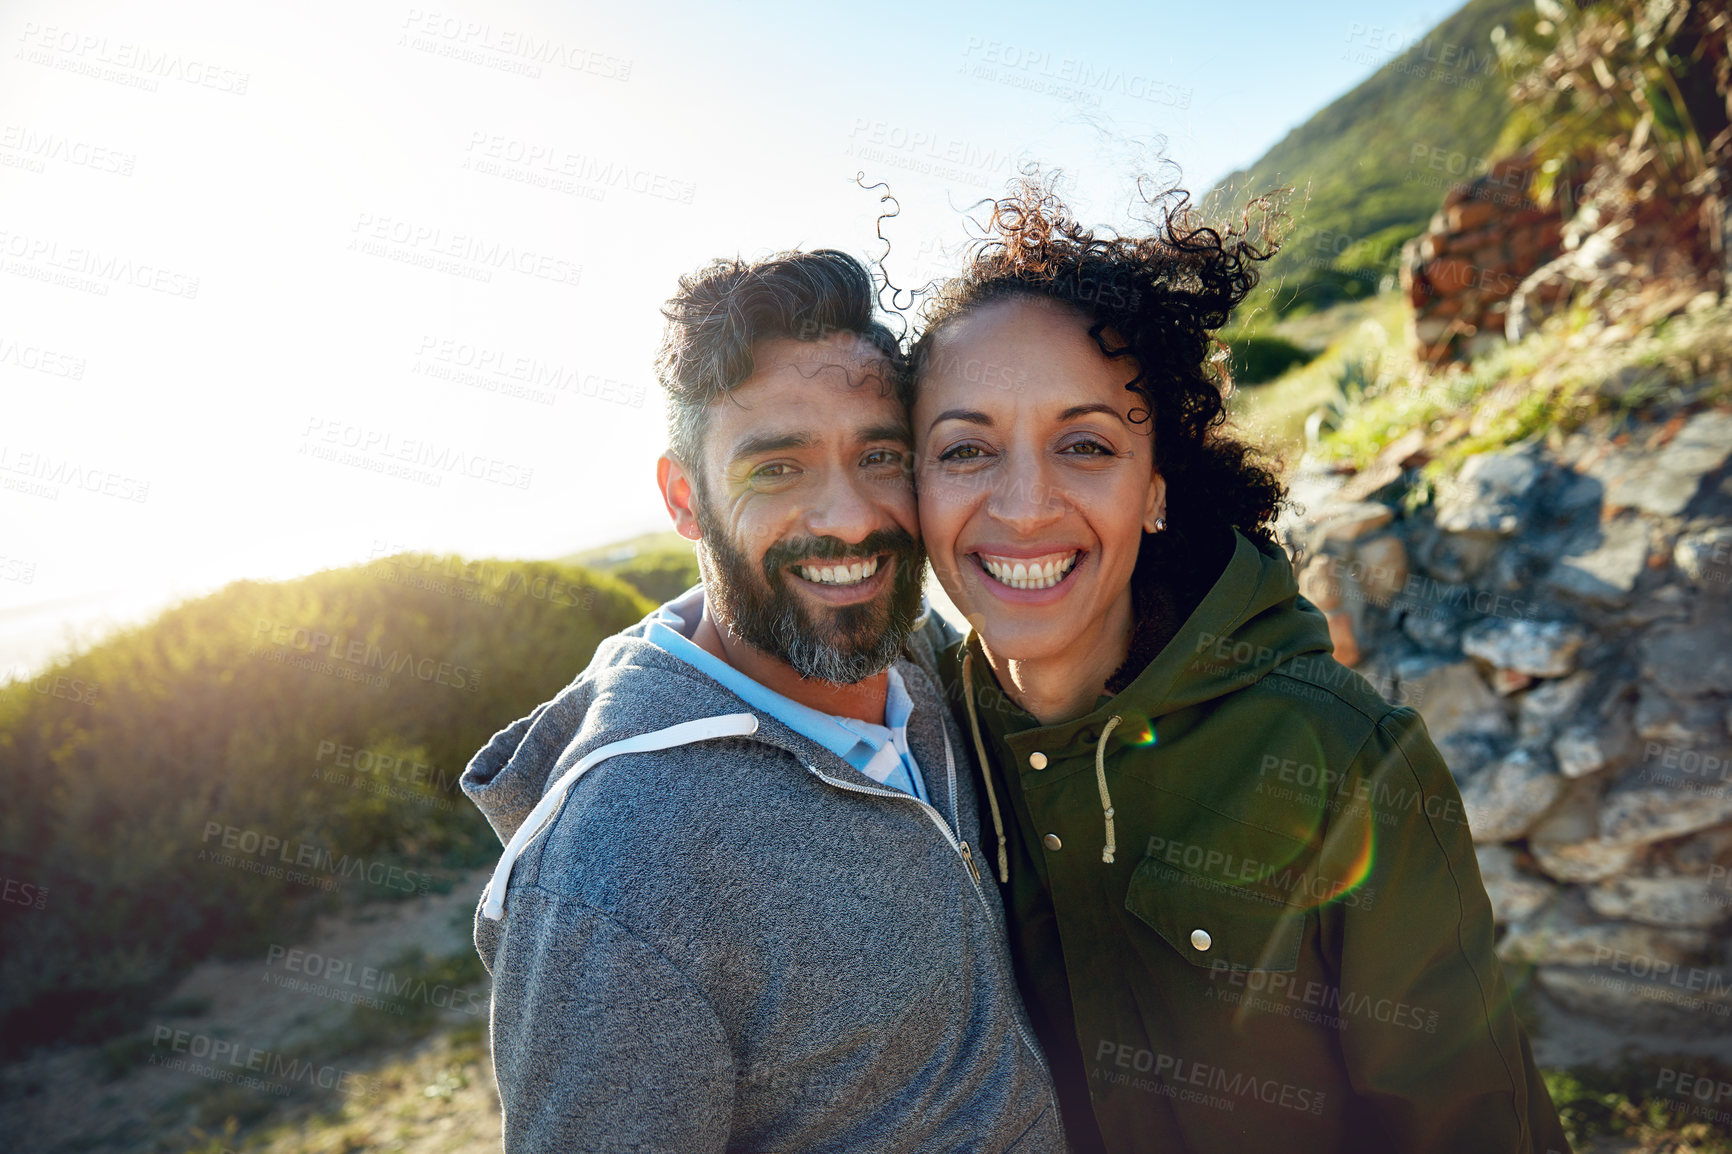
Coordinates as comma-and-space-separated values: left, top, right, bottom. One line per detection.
1118, 527, 1333, 721
461, 617, 739, 845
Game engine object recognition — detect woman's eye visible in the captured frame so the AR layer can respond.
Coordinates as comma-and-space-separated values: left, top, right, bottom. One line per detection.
937, 444, 988, 462
1061, 438, 1114, 457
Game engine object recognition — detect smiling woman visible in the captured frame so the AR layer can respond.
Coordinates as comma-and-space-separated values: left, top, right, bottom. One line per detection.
909, 173, 1571, 1154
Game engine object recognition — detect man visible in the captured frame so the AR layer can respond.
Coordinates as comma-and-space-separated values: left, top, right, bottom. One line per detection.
462, 249, 1063, 1151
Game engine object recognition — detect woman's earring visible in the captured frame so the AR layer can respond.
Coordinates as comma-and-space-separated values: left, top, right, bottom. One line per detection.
1152, 516, 1167, 532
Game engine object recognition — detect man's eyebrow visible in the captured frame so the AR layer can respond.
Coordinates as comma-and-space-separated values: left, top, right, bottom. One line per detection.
859, 421, 912, 446
926, 408, 993, 433
727, 430, 813, 462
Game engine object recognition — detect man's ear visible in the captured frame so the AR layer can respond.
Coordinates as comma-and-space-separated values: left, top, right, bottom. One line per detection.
658, 453, 704, 541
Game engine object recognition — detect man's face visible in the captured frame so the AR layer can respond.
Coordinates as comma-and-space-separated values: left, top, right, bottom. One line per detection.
693, 332, 923, 685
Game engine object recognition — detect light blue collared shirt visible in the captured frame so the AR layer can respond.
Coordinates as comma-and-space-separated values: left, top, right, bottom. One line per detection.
645, 587, 930, 804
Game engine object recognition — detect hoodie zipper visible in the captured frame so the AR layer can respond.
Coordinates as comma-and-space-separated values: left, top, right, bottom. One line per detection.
796, 756, 1052, 1084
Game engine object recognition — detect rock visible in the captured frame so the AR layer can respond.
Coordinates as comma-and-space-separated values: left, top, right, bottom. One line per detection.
1496, 893, 1707, 966
1461, 618, 1589, 678
1435, 732, 1505, 782
1633, 688, 1726, 744
1298, 556, 1342, 611
1398, 657, 1512, 745
1529, 778, 1642, 882
1675, 526, 1732, 587
1354, 536, 1408, 603
1325, 609, 1360, 667
1400, 602, 1463, 652
1537, 964, 1732, 1033
1552, 710, 1633, 779
1586, 875, 1732, 929
1517, 672, 1594, 743
1491, 668, 1533, 695
1460, 746, 1564, 843
1314, 501, 1396, 544
1597, 409, 1732, 516
1600, 776, 1732, 847
1544, 516, 1651, 605
1475, 845, 1557, 924
1435, 450, 1541, 535
1639, 611, 1732, 697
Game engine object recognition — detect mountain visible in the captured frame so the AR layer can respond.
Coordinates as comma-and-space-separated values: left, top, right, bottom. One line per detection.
1206, 0, 1534, 320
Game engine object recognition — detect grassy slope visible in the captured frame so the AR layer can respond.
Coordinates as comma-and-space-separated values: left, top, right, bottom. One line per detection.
1205, 0, 1530, 322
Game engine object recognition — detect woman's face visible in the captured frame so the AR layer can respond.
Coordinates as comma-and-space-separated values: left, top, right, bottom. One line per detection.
913, 295, 1165, 665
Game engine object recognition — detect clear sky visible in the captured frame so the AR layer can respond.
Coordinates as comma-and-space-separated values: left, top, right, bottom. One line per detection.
1, 0, 1459, 672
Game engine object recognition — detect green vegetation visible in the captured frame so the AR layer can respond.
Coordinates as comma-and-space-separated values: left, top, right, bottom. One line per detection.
1205, 0, 1533, 321
0, 554, 649, 1057
561, 531, 699, 604
1225, 333, 1315, 385
1544, 1062, 1732, 1153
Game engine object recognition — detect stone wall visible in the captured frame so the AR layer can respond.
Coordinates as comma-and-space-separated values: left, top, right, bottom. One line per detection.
1398, 156, 1571, 366
1285, 407, 1732, 1038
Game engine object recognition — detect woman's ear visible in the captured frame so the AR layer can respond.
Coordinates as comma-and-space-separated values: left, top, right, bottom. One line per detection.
1143, 471, 1168, 533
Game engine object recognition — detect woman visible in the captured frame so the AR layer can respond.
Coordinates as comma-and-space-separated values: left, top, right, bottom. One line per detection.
908, 177, 1569, 1154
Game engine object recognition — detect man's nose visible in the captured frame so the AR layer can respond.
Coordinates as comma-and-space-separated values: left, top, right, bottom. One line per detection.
803, 468, 882, 545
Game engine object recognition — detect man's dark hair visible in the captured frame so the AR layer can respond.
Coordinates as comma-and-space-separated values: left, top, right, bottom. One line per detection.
655, 249, 904, 482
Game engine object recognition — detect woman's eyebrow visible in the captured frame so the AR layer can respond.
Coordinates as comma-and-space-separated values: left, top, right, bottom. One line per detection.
1058, 403, 1128, 423
927, 408, 993, 433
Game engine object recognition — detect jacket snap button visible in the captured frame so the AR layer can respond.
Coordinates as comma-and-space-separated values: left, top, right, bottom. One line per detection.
1190, 928, 1212, 951
1042, 833, 1063, 851
1028, 751, 1048, 769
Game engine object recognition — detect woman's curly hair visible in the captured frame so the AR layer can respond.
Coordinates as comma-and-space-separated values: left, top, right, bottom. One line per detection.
909, 171, 1289, 687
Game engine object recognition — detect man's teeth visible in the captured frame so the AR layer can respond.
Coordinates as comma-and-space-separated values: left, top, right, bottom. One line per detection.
796, 557, 881, 586
979, 552, 1078, 590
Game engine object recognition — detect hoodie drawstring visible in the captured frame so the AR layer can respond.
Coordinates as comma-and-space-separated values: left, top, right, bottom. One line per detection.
961, 643, 1124, 876
961, 649, 1010, 885
1095, 716, 1121, 864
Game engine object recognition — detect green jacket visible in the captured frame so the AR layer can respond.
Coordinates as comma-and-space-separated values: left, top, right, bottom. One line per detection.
938, 529, 1570, 1154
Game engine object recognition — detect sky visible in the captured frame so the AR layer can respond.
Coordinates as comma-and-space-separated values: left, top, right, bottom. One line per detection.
1, 0, 1459, 675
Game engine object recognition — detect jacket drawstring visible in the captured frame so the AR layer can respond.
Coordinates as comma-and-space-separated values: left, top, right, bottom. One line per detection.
962, 641, 1124, 875
1095, 716, 1122, 863
961, 648, 1010, 884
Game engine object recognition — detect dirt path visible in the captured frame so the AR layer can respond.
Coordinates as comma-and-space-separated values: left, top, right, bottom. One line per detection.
0, 869, 499, 1153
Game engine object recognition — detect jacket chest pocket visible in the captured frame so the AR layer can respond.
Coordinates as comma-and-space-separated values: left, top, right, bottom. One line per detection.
1123, 855, 1307, 973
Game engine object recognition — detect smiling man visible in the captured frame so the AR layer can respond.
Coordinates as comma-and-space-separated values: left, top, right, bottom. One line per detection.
461, 249, 1063, 1152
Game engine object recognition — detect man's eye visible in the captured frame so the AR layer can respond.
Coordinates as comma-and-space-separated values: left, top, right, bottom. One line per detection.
863, 449, 904, 467
752, 463, 795, 480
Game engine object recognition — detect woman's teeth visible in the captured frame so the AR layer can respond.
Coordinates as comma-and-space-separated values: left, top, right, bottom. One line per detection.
978, 552, 1078, 590
796, 557, 880, 586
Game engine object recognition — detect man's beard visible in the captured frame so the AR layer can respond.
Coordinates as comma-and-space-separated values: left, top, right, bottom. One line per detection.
695, 500, 925, 686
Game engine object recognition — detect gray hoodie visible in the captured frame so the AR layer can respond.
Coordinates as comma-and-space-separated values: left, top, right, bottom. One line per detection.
461, 604, 1066, 1152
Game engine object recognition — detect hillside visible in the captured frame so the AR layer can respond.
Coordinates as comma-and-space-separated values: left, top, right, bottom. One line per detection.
1206, 0, 1532, 320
